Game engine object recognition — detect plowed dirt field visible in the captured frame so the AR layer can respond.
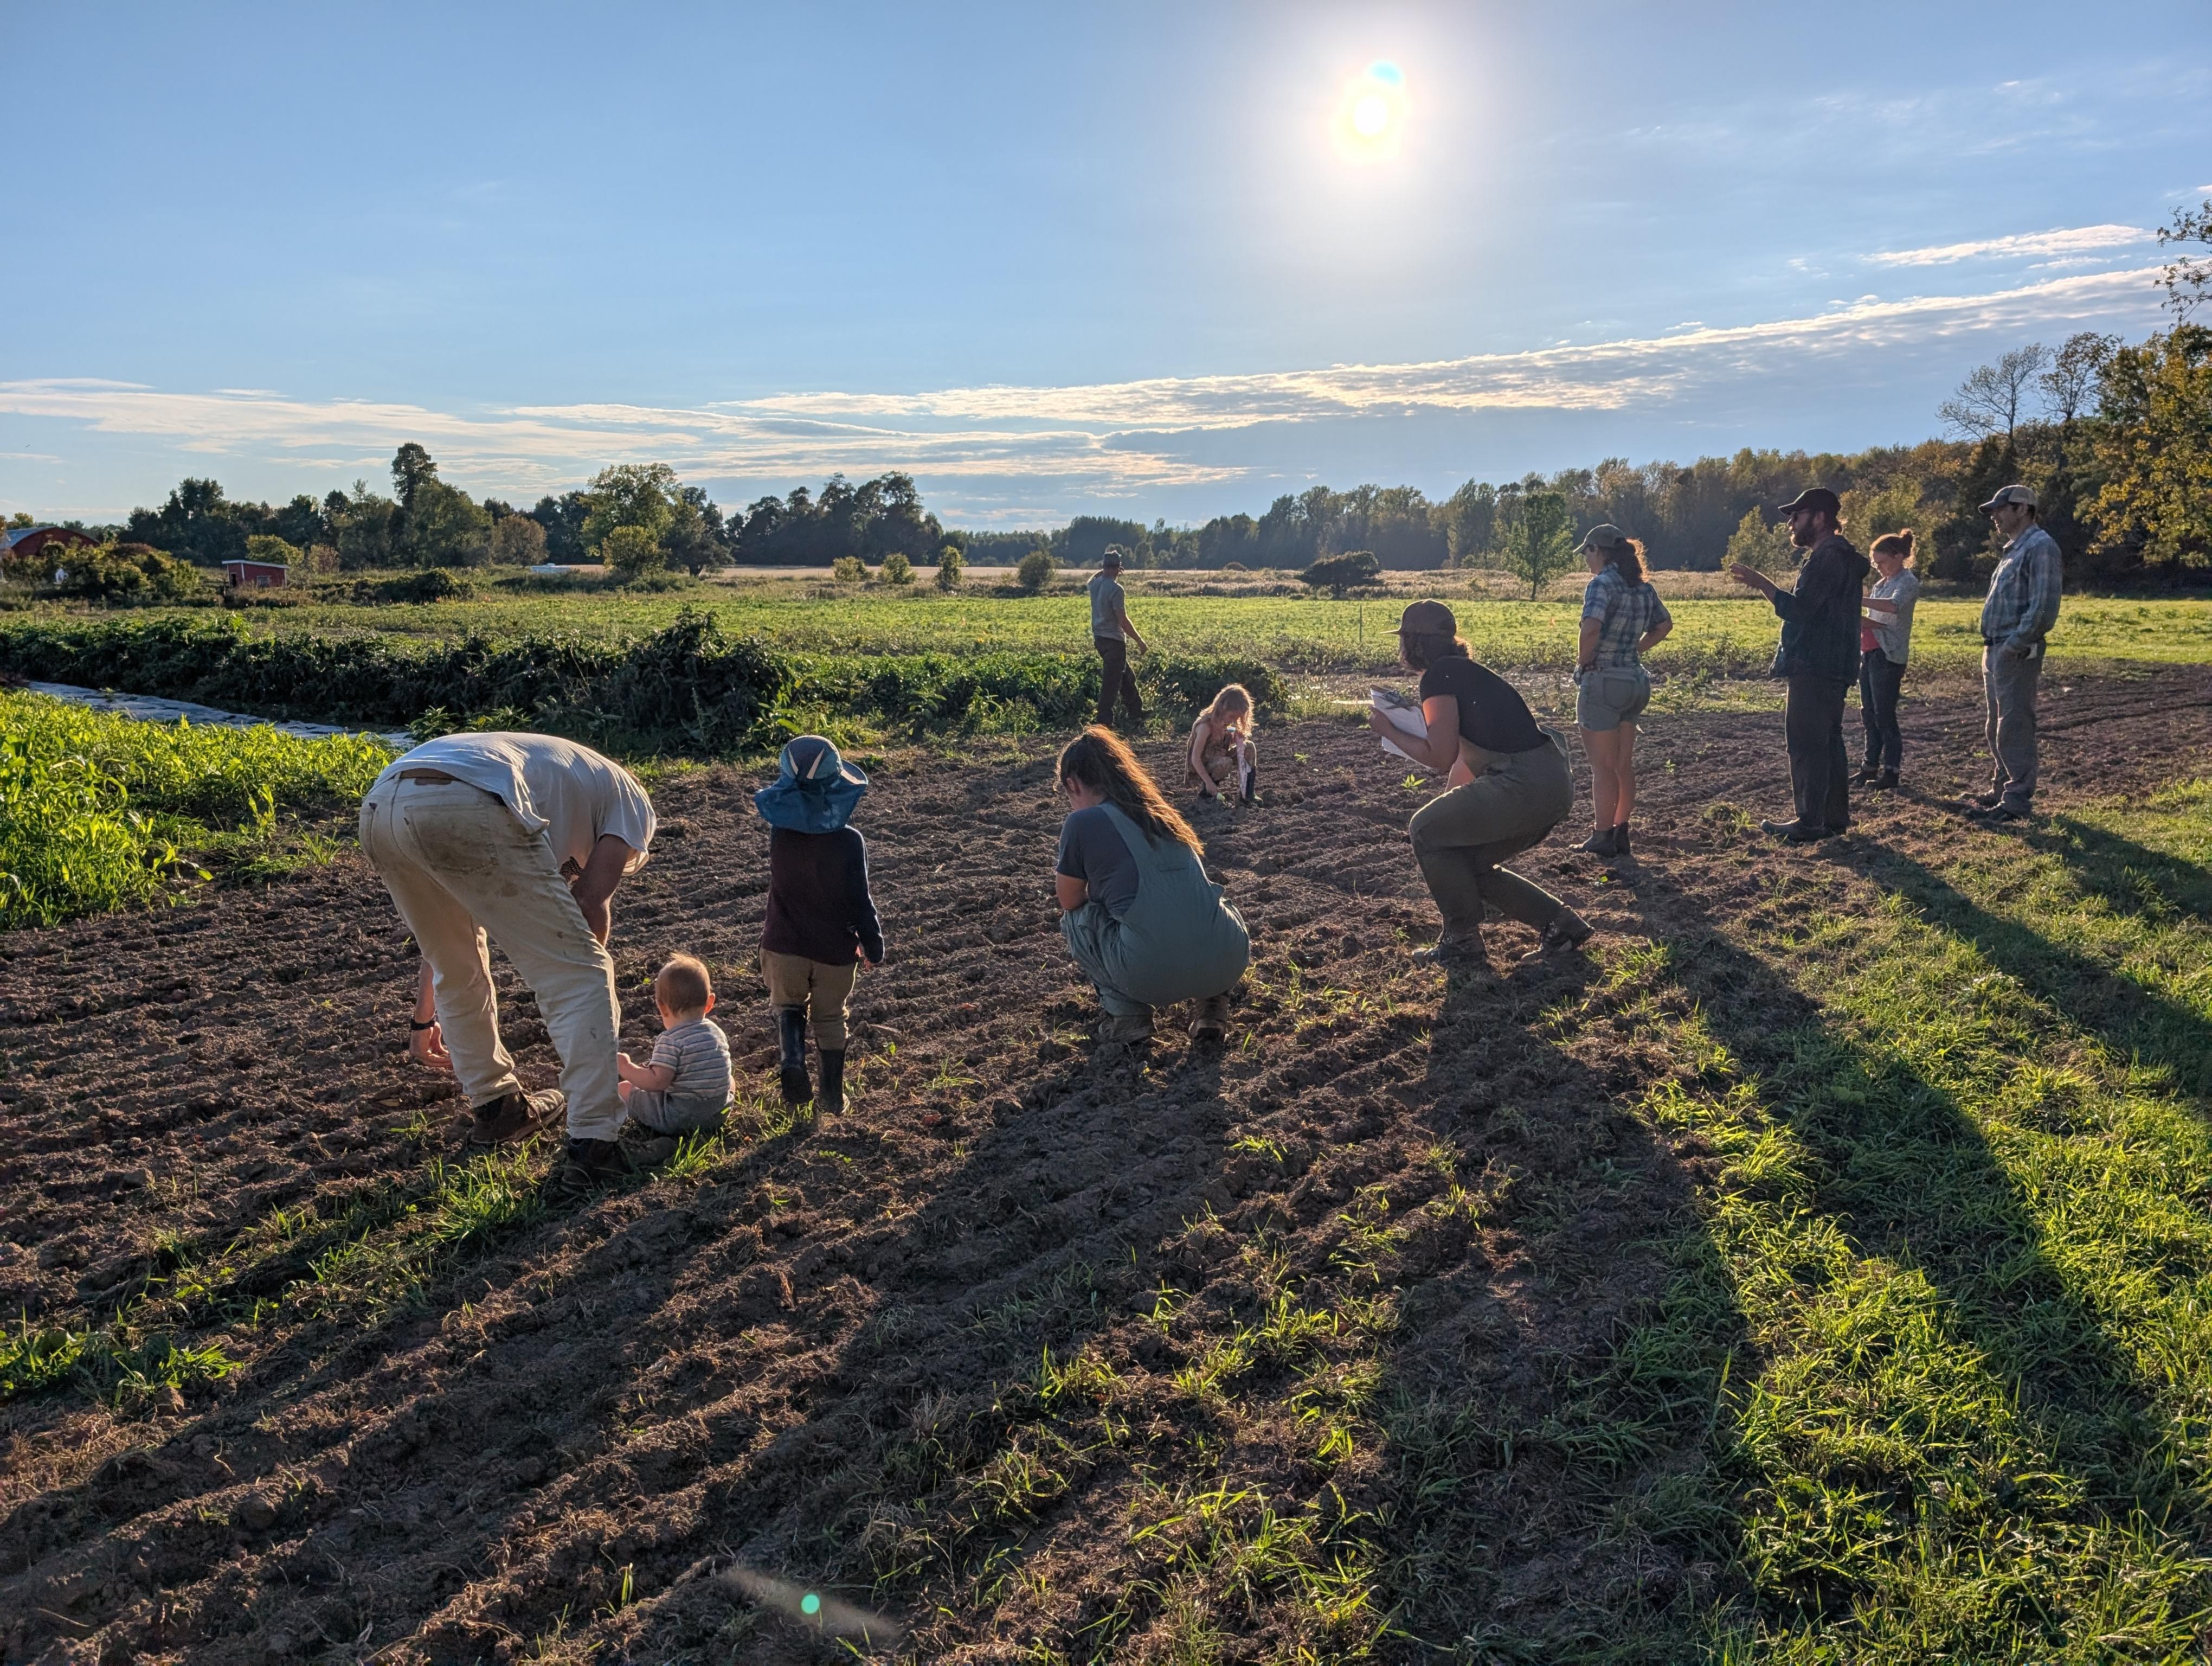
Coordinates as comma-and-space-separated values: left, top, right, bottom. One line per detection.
3, 668, 2207, 1665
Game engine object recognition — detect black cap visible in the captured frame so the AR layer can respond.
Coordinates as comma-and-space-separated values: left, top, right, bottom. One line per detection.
1776, 487, 1840, 517
1101, 544, 1124, 569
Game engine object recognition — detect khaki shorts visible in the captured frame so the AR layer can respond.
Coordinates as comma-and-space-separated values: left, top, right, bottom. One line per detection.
1576, 665, 1651, 733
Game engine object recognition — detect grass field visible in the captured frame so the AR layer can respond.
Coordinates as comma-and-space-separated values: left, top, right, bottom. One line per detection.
0, 690, 393, 925
79, 585, 2212, 675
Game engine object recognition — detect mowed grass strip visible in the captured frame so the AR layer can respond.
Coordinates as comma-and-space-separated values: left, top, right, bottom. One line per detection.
93, 589, 2212, 671
1622, 779, 2212, 1660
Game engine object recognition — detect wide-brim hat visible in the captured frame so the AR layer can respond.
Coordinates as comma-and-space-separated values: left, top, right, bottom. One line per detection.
754, 734, 868, 834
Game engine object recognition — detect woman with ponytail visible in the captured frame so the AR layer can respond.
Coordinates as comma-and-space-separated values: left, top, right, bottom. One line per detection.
1052, 727, 1250, 1045
1572, 525, 1673, 856
1856, 529, 1920, 789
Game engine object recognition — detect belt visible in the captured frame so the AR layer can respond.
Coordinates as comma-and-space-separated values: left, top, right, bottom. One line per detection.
398, 767, 459, 783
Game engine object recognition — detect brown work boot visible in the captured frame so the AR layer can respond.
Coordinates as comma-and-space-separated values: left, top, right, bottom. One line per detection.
1520, 908, 1594, 964
1190, 994, 1231, 1043
465, 1088, 565, 1154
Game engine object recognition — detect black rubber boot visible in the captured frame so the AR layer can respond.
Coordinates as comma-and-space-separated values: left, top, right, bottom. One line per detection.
1576, 827, 1617, 856
1612, 822, 1631, 856
1240, 757, 1258, 804
816, 1050, 846, 1116
776, 1007, 810, 1107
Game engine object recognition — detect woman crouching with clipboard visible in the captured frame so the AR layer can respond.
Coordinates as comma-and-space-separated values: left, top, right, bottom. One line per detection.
1368, 600, 1592, 971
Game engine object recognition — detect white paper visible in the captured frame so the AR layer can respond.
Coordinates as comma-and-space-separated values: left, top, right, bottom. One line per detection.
1369, 687, 1427, 765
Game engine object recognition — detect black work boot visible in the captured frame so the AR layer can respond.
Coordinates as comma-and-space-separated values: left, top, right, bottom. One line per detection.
1612, 822, 1631, 856
545, 1137, 626, 1204
1576, 826, 1617, 856
775, 1006, 810, 1108
1240, 758, 1258, 804
816, 1050, 846, 1115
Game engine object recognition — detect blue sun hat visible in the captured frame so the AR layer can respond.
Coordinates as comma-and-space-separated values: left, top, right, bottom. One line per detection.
754, 734, 868, 834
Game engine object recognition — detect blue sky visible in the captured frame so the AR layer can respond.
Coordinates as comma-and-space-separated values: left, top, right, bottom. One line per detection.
4, 1, 2205, 526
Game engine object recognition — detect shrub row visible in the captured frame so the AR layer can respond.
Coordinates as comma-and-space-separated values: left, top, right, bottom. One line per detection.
0, 611, 1285, 754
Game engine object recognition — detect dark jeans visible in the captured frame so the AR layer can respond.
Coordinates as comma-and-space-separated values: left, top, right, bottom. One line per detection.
1859, 650, 1906, 773
1785, 672, 1850, 831
1095, 636, 1143, 728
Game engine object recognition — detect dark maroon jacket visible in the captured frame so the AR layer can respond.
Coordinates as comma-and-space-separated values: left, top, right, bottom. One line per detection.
762, 826, 884, 965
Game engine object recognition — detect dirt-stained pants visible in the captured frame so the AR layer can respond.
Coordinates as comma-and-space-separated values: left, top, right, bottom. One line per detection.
359, 777, 623, 1140
1983, 645, 2042, 810
1407, 736, 1574, 940
1095, 636, 1144, 728
762, 950, 859, 1050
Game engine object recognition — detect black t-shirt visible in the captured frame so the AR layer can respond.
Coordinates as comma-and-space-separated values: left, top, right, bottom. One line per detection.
1417, 655, 1545, 753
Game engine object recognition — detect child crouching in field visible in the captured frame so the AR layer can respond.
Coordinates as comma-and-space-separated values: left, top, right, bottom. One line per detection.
618, 954, 733, 1163
1185, 683, 1258, 803
755, 735, 884, 1115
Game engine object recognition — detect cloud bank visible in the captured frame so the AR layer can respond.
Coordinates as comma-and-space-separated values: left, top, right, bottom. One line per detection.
1868, 225, 2152, 266
0, 265, 2168, 518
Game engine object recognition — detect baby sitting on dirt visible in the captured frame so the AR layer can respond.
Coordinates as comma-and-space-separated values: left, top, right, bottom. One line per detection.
616, 954, 733, 1162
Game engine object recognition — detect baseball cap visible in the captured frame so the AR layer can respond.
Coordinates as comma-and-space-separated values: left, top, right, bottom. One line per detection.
1581, 523, 1628, 550
1396, 599, 1457, 636
1100, 544, 1124, 569
1978, 484, 2037, 514
1776, 488, 1841, 516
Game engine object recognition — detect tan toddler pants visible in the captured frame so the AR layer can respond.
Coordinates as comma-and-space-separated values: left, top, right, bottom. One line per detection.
762, 950, 859, 1049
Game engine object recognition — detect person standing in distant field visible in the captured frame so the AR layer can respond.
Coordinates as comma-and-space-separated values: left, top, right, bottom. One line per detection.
1572, 524, 1673, 857
1728, 487, 1869, 843
1855, 529, 1921, 791
1962, 484, 2063, 823
358, 732, 657, 1203
1088, 544, 1148, 729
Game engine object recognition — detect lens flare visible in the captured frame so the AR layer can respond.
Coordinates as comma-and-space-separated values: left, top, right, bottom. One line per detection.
1334, 61, 1410, 160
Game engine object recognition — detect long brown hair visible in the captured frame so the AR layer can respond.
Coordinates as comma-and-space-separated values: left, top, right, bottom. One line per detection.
1606, 535, 1647, 584
1055, 727, 1203, 855
1397, 630, 1469, 672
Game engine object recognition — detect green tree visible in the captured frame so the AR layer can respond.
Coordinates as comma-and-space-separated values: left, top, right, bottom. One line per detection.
2087, 325, 2212, 569
881, 550, 913, 585
935, 543, 964, 591
1300, 549, 1381, 598
1014, 548, 1055, 593
390, 442, 439, 508
403, 477, 492, 567
329, 482, 401, 570
245, 533, 303, 568
1722, 507, 1796, 576
583, 463, 679, 555
664, 485, 725, 574
491, 514, 548, 566
601, 523, 666, 578
1495, 490, 1577, 599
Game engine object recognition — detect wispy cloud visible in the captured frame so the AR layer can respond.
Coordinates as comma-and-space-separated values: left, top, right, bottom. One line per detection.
0, 266, 2169, 507
1869, 224, 2152, 266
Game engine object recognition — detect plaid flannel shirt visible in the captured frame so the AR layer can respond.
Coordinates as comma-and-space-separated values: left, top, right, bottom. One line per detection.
1979, 523, 2063, 654
1580, 566, 1672, 669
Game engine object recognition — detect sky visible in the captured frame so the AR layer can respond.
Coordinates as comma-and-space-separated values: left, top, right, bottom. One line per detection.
3, 1, 2206, 528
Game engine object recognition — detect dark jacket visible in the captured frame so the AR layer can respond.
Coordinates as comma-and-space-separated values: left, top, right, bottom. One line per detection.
762, 826, 884, 966
1770, 533, 1871, 683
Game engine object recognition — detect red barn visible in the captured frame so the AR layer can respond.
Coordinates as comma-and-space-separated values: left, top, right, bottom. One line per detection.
1, 524, 97, 572
222, 558, 290, 588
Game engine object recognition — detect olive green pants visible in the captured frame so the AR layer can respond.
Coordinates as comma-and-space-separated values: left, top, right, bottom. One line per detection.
1407, 735, 1574, 939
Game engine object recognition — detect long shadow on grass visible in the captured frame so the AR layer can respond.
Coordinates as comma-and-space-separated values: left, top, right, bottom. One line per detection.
1634, 855, 2201, 1643
1361, 957, 1753, 1663
1879, 842, 2212, 1102
2018, 809, 2212, 928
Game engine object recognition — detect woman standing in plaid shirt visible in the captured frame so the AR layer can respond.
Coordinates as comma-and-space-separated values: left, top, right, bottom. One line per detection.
1573, 525, 1673, 857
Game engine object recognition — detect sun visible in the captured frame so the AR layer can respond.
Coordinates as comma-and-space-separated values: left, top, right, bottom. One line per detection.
1334, 61, 1409, 160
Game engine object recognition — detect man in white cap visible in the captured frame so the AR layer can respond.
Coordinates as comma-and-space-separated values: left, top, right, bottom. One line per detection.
357, 732, 657, 1201
1963, 484, 2062, 822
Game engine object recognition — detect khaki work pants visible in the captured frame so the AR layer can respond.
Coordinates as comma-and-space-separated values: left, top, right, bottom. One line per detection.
359, 778, 624, 1140
1407, 735, 1574, 939
762, 950, 859, 1049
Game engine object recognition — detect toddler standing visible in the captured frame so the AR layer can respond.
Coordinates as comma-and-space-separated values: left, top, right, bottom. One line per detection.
755, 735, 884, 1114
616, 953, 733, 1162
1184, 683, 1258, 803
